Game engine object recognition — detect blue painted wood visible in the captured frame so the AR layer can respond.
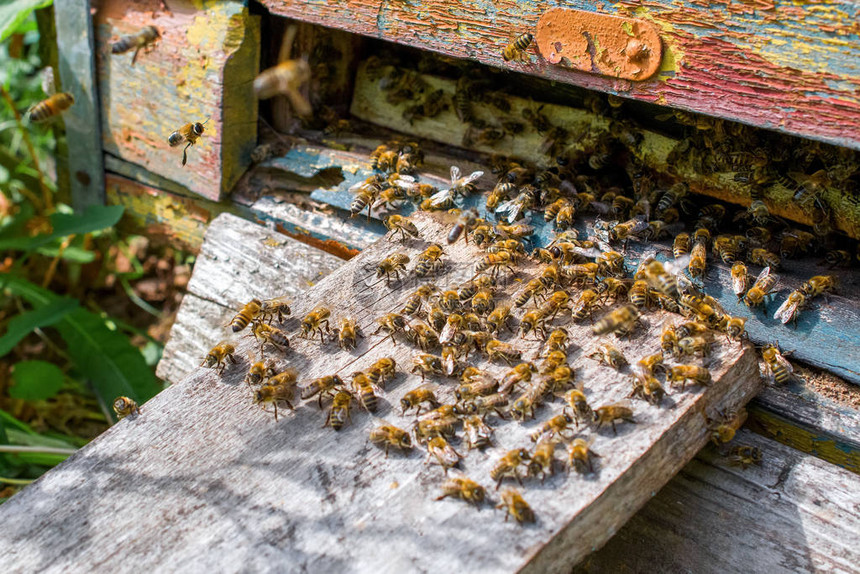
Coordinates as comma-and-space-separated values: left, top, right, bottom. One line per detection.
256, 146, 860, 385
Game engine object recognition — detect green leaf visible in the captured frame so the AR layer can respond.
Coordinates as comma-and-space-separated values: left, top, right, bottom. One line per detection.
0, 297, 78, 356
0, 205, 125, 251
35, 245, 96, 263
0, 276, 162, 409
10, 360, 65, 400
0, 0, 53, 44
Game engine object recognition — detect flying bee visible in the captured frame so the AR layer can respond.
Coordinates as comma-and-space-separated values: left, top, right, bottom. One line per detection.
253, 59, 312, 116
402, 284, 438, 316
491, 448, 531, 488
589, 343, 628, 370
762, 344, 796, 385
640, 258, 686, 299
28, 92, 75, 123
300, 306, 331, 342
668, 364, 712, 391
383, 214, 421, 242
254, 368, 299, 421
749, 248, 781, 270
230, 298, 262, 332
168, 120, 208, 167
708, 408, 747, 444
527, 436, 560, 483
486, 339, 522, 365
335, 317, 361, 351
414, 244, 444, 277
744, 267, 778, 308
324, 390, 353, 431
376, 253, 410, 284
567, 437, 600, 475
427, 166, 484, 209
592, 304, 640, 337
497, 488, 535, 524
301, 374, 345, 407
113, 396, 140, 419
448, 207, 480, 244
425, 436, 462, 473
245, 358, 276, 387
502, 32, 534, 62
369, 419, 413, 456
727, 445, 762, 469
673, 233, 691, 259
111, 25, 160, 65
436, 476, 486, 505
731, 262, 750, 298
773, 290, 807, 326
250, 322, 290, 353
200, 342, 237, 374
594, 402, 636, 435
530, 413, 575, 442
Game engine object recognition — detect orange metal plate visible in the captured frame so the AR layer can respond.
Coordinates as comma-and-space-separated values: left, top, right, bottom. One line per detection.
536, 8, 663, 81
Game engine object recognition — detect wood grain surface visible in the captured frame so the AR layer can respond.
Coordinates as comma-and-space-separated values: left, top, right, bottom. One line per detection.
261, 0, 860, 151
92, 0, 260, 200
0, 211, 760, 572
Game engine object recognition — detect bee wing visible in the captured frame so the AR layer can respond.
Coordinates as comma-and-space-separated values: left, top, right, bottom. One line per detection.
284, 88, 313, 118
41, 66, 56, 96
574, 246, 603, 259
442, 352, 457, 376
429, 188, 455, 208
439, 323, 458, 344
450, 165, 461, 183
753, 266, 772, 288
461, 170, 484, 185
349, 179, 370, 193
732, 274, 748, 297
435, 445, 461, 466
495, 198, 523, 223
773, 297, 800, 324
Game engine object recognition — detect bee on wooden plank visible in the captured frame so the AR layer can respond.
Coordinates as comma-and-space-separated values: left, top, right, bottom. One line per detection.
113, 396, 140, 419
111, 25, 160, 65
502, 33, 534, 63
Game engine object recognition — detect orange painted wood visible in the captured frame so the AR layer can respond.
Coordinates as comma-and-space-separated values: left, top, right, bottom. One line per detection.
261, 0, 860, 150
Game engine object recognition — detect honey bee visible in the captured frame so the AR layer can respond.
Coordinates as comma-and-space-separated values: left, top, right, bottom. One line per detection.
485, 304, 515, 335
28, 92, 75, 123
491, 448, 531, 488
668, 364, 712, 390
773, 290, 807, 326
463, 415, 494, 450
509, 386, 542, 421
230, 298, 262, 332
527, 436, 559, 483
245, 359, 276, 386
519, 308, 549, 340
676, 335, 712, 359
486, 339, 522, 365
744, 267, 777, 308
324, 390, 353, 431
749, 248, 781, 270
762, 344, 796, 385
543, 328, 569, 356
570, 289, 602, 322
384, 214, 420, 241
689, 241, 707, 279
592, 304, 640, 337
731, 262, 750, 298
657, 182, 688, 213
594, 402, 636, 435
673, 233, 691, 259
628, 279, 651, 309
426, 304, 447, 332
113, 396, 140, 419
200, 342, 237, 374
459, 392, 510, 418
567, 437, 600, 474
641, 258, 684, 298
628, 373, 666, 404
426, 436, 462, 473
514, 278, 545, 309
401, 386, 440, 415
530, 413, 575, 443
427, 166, 483, 209
500, 362, 537, 394
375, 253, 410, 284
712, 235, 742, 264
475, 251, 516, 277
609, 217, 649, 243
111, 25, 160, 65
800, 275, 835, 299
335, 317, 361, 351
364, 357, 396, 388
636, 353, 665, 376
727, 445, 762, 469
708, 408, 747, 444
405, 320, 440, 351
589, 343, 628, 370
250, 322, 290, 353
471, 289, 496, 316
402, 284, 437, 317
168, 120, 208, 167
497, 488, 535, 524
660, 323, 678, 356
350, 372, 379, 412
259, 296, 292, 324
675, 320, 709, 339
410, 353, 444, 382
564, 386, 593, 428
369, 420, 413, 456
436, 476, 486, 505
253, 60, 312, 116
455, 372, 499, 401
447, 207, 480, 244
301, 374, 345, 407
254, 368, 298, 421
725, 316, 747, 341
373, 312, 407, 343
502, 32, 534, 62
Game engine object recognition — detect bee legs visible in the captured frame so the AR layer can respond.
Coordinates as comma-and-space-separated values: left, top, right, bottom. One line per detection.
181, 142, 193, 167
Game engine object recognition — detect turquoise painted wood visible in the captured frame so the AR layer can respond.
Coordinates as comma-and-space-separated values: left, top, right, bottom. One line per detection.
249, 146, 860, 385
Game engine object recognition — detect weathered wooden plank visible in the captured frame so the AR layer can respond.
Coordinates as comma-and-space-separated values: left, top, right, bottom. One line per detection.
232, 142, 860, 386
92, 0, 260, 201
350, 61, 860, 240
54, 0, 106, 210
580, 429, 860, 573
0, 211, 759, 572
156, 212, 346, 383
261, 0, 860, 150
